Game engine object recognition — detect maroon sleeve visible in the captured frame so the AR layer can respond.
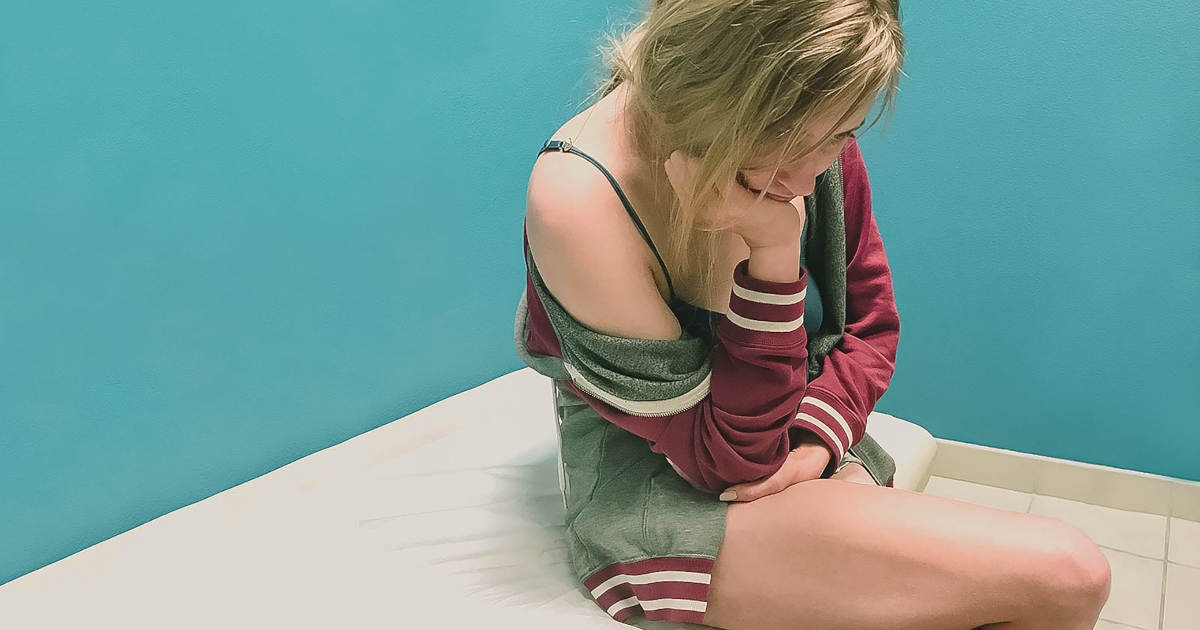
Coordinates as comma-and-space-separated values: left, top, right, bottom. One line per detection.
560, 258, 812, 493
790, 139, 900, 475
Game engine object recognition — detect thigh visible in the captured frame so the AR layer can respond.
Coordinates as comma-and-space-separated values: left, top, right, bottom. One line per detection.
703, 479, 1093, 630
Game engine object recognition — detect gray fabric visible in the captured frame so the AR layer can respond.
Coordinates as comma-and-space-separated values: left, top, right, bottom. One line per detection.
552, 378, 883, 583
803, 162, 848, 384
523, 242, 714, 413
513, 289, 570, 381
845, 431, 895, 487
553, 381, 728, 579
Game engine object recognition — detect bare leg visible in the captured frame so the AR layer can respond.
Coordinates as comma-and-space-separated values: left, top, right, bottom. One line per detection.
701, 479, 1111, 630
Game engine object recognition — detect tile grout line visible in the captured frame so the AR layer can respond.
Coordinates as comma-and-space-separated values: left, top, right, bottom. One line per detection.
1028, 459, 1043, 515
1092, 543, 1167, 564
1024, 469, 1035, 513
1032, 458, 1043, 496
1096, 618, 1151, 630
1158, 483, 1174, 630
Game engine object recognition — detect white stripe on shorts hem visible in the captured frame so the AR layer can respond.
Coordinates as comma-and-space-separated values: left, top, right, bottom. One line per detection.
607, 596, 707, 617
590, 569, 711, 601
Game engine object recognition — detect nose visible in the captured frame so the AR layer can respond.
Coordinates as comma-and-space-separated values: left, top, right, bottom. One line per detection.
769, 169, 817, 198
759, 157, 821, 196
791, 179, 816, 197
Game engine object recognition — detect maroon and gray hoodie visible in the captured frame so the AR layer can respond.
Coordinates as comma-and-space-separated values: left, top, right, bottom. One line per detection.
514, 139, 900, 492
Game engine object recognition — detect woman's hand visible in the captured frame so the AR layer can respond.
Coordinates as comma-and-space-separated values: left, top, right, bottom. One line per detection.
717, 437, 833, 502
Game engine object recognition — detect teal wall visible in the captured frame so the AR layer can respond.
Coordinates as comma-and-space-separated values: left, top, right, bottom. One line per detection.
1, 0, 1196, 585
871, 0, 1199, 480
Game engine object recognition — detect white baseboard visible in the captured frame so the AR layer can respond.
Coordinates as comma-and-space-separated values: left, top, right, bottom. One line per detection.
930, 438, 1200, 521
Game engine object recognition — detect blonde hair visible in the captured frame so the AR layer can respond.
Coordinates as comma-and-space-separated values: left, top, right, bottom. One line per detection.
578, 0, 905, 304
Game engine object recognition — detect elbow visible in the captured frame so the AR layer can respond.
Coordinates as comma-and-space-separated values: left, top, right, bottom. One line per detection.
655, 411, 797, 494
665, 456, 707, 492
686, 441, 792, 494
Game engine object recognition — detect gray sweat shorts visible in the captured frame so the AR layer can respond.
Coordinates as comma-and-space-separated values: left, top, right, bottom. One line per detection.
551, 379, 883, 626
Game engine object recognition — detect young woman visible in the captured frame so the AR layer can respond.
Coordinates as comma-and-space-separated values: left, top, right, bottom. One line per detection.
514, 1, 1112, 628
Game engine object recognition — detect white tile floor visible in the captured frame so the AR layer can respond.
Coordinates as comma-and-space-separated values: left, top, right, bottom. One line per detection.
922, 476, 1200, 630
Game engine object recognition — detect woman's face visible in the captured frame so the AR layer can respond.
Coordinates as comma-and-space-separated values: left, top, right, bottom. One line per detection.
737, 103, 872, 201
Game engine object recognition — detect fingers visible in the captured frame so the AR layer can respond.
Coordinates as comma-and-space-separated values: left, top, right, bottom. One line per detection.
720, 476, 784, 503
663, 150, 697, 207
719, 447, 832, 502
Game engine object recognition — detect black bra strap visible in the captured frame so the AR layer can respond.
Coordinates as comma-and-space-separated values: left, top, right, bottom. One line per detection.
539, 138, 676, 302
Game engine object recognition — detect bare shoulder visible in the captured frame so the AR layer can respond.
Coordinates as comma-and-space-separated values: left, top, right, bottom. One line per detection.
525, 149, 682, 341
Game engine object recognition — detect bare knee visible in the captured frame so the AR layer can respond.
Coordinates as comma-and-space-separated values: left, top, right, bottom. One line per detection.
1026, 521, 1113, 619
1059, 529, 1112, 610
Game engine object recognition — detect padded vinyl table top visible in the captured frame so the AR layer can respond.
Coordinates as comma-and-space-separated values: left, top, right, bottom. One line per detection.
0, 367, 935, 630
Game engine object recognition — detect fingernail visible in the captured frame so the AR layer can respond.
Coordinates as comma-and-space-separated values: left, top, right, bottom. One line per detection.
719, 490, 736, 501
